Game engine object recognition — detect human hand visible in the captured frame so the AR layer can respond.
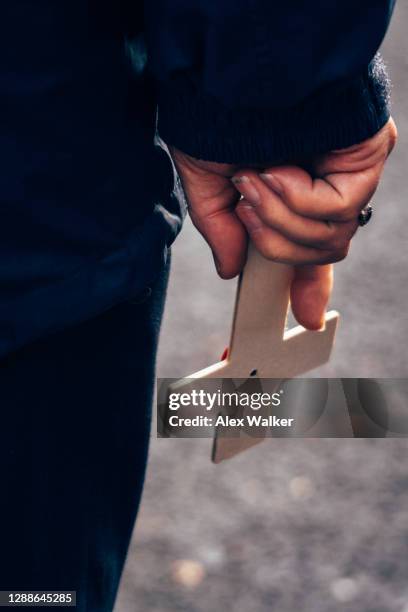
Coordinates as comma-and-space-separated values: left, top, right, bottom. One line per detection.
169, 117, 397, 330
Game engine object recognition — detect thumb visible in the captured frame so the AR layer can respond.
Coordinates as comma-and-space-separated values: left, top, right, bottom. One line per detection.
169, 148, 248, 279
290, 264, 333, 330
190, 206, 248, 279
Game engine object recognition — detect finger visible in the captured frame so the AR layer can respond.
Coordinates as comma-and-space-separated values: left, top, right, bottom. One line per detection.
255, 165, 381, 222
235, 203, 349, 265
190, 206, 248, 279
290, 264, 333, 331
232, 172, 359, 250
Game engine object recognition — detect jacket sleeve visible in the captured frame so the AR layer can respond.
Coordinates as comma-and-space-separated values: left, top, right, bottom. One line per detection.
144, 0, 395, 164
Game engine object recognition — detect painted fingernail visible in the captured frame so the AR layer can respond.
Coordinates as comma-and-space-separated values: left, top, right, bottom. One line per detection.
259, 173, 284, 196
231, 175, 261, 205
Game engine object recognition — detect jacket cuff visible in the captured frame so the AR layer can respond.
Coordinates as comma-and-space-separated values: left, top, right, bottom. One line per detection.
156, 54, 391, 165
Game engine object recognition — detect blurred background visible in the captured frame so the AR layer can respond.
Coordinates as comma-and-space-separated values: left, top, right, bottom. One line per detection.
115, 3, 408, 611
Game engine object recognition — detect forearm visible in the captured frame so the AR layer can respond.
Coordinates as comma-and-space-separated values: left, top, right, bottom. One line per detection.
157, 55, 391, 165
146, 0, 395, 164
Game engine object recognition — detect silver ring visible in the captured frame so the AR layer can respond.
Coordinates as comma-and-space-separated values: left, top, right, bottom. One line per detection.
358, 204, 373, 227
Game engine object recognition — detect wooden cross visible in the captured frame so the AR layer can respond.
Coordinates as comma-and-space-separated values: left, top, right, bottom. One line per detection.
166, 243, 339, 462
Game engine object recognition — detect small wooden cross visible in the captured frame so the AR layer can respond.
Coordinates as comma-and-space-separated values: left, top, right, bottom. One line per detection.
167, 242, 339, 462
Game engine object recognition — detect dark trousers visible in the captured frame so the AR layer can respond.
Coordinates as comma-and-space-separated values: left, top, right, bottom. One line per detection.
0, 261, 169, 611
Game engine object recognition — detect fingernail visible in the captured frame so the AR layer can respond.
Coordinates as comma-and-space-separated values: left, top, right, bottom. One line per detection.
231, 175, 261, 206
259, 173, 283, 196
237, 204, 263, 231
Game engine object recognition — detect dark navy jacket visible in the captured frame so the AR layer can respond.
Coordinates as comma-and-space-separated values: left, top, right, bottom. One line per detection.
0, 0, 395, 356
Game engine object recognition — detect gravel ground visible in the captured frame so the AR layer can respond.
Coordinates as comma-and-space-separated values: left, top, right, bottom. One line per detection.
115, 4, 408, 611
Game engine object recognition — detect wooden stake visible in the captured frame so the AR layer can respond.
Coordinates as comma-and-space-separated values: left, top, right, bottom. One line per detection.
167, 243, 339, 462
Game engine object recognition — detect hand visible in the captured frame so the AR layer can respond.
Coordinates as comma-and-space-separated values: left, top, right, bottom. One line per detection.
169, 117, 397, 330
